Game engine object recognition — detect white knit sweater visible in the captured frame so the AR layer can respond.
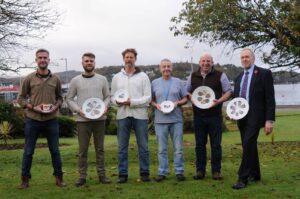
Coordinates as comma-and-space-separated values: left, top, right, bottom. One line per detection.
111, 68, 151, 120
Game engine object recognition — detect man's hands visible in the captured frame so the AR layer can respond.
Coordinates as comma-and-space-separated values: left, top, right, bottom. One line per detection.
30, 104, 58, 114
116, 98, 131, 106
264, 121, 273, 135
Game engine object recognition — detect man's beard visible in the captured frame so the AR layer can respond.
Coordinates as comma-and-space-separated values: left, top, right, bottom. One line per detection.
125, 62, 134, 67
84, 66, 94, 73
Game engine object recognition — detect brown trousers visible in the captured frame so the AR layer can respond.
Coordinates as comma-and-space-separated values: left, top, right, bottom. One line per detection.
77, 121, 106, 179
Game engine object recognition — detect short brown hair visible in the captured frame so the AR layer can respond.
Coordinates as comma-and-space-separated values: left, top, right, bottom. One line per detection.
122, 48, 137, 58
36, 49, 49, 56
82, 52, 95, 59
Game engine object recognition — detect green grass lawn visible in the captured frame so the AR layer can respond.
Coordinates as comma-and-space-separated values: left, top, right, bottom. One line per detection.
0, 112, 299, 199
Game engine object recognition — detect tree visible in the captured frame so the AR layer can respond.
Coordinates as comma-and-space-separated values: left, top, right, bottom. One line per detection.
0, 0, 60, 72
171, 0, 300, 71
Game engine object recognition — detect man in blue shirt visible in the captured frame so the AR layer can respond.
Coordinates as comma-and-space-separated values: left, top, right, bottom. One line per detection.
151, 59, 188, 182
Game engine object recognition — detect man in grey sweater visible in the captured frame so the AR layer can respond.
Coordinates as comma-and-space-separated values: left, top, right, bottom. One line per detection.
66, 52, 111, 187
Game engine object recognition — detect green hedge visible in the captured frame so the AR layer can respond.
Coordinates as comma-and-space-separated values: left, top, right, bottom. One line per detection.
58, 115, 76, 137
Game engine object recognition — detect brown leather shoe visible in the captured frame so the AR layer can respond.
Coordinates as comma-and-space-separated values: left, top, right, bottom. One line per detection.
55, 176, 67, 187
19, 176, 29, 189
193, 171, 205, 180
212, 172, 223, 180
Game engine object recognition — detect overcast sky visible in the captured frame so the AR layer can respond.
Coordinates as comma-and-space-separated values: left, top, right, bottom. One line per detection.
16, 0, 266, 76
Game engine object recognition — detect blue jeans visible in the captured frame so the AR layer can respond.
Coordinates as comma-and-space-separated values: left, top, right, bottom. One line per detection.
117, 117, 149, 177
155, 122, 184, 176
194, 115, 222, 174
21, 118, 63, 177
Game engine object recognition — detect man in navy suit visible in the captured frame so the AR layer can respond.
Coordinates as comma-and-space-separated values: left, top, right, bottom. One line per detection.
232, 48, 276, 189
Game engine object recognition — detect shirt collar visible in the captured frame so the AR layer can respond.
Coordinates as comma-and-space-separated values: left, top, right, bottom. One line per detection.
244, 65, 255, 74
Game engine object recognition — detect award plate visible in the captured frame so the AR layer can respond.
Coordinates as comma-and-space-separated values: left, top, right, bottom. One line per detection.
160, 100, 175, 114
226, 97, 249, 120
114, 89, 129, 103
82, 98, 105, 119
192, 86, 215, 109
41, 104, 53, 113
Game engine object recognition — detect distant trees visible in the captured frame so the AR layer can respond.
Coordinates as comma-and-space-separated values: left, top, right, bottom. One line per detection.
0, 0, 61, 72
171, 0, 300, 71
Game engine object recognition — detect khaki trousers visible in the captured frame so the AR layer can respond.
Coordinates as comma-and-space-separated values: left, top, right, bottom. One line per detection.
77, 121, 106, 179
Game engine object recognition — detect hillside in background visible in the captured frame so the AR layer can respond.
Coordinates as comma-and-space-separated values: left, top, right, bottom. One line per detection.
2, 63, 299, 86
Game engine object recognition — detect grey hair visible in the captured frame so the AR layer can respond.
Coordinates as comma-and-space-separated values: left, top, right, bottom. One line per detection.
241, 48, 255, 59
160, 58, 172, 64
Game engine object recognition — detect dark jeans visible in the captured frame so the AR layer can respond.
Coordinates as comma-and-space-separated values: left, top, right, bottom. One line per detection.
194, 115, 223, 174
21, 118, 63, 178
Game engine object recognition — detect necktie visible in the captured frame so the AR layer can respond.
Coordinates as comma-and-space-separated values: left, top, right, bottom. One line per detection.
240, 71, 249, 99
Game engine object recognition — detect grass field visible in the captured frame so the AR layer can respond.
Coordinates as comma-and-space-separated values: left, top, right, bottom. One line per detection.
0, 112, 299, 199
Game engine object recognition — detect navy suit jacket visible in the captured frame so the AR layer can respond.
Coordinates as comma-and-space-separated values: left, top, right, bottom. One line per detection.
234, 66, 276, 128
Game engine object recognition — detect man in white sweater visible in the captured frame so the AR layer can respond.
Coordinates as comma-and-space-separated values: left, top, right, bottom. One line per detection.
66, 52, 111, 187
111, 48, 151, 183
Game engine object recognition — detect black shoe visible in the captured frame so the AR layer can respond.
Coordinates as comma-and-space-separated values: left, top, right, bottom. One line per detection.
232, 181, 247, 189
193, 171, 205, 180
99, 176, 112, 184
141, 175, 150, 182
176, 174, 186, 181
248, 176, 261, 183
117, 176, 128, 184
75, 178, 86, 187
154, 175, 166, 182
212, 172, 223, 180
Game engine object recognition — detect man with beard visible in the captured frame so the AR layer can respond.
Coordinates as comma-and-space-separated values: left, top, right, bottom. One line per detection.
17, 49, 66, 188
67, 52, 111, 187
186, 53, 232, 181
151, 59, 188, 182
111, 48, 151, 183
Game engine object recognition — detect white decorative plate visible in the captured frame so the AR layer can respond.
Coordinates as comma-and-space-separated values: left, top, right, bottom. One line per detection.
82, 98, 105, 119
41, 104, 53, 113
160, 100, 175, 114
192, 86, 215, 109
226, 97, 249, 120
114, 89, 129, 103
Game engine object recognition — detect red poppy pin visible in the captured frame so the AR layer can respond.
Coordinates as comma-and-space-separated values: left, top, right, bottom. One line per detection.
254, 70, 259, 75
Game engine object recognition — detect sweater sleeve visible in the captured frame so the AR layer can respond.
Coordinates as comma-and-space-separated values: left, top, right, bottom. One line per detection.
110, 75, 118, 106
102, 77, 110, 108
66, 78, 81, 113
130, 74, 151, 108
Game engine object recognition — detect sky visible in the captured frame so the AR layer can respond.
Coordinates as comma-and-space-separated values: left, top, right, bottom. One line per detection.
14, 0, 266, 76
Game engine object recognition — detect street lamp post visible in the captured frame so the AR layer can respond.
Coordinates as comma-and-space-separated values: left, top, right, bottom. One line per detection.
60, 58, 68, 88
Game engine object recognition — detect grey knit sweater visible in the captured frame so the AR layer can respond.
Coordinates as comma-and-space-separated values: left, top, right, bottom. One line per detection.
66, 74, 110, 122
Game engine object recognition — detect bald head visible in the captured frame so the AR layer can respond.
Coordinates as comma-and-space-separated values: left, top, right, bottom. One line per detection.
200, 53, 213, 62
199, 53, 214, 74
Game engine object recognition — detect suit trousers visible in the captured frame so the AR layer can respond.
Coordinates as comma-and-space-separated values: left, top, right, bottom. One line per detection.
237, 119, 261, 182
77, 121, 106, 179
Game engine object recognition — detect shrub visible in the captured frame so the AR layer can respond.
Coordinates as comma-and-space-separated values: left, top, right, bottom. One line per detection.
105, 107, 117, 135
0, 101, 14, 121
0, 121, 14, 145
0, 101, 25, 137
148, 107, 155, 135
58, 115, 76, 137
11, 108, 25, 138
183, 106, 194, 133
